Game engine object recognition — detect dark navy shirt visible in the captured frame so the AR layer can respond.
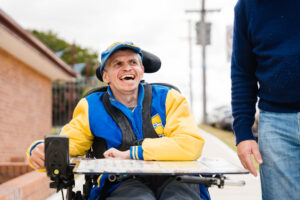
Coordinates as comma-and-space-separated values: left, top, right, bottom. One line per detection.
231, 0, 300, 144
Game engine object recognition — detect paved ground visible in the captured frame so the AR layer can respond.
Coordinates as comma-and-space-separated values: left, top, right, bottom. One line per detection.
200, 129, 261, 200
48, 129, 262, 200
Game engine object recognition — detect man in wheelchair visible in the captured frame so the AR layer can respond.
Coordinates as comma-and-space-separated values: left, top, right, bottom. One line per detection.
26, 41, 206, 200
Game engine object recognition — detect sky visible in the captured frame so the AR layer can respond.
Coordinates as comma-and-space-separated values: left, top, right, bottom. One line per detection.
0, 0, 237, 122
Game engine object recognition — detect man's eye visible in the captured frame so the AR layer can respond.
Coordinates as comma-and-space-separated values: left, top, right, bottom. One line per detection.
115, 62, 122, 67
130, 60, 137, 65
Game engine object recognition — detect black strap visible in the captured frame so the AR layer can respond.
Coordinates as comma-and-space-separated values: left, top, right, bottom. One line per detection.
102, 92, 137, 151
142, 84, 159, 139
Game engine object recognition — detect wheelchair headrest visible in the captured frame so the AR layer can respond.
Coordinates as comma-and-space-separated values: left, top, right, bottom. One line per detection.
96, 49, 161, 81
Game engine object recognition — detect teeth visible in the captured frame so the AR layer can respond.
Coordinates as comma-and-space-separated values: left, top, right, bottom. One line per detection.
120, 75, 135, 80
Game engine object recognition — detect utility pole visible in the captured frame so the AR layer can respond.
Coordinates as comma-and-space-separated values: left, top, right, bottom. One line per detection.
200, 0, 207, 124
188, 20, 193, 111
185, 0, 219, 124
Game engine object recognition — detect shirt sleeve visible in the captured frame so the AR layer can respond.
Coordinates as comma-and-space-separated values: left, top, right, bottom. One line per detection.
59, 98, 94, 157
231, 0, 258, 145
140, 89, 205, 161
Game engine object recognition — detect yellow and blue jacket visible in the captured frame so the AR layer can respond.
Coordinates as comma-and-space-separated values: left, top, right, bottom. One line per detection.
27, 83, 205, 198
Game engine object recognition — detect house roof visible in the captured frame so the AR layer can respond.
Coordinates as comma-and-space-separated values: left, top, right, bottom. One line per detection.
0, 9, 77, 81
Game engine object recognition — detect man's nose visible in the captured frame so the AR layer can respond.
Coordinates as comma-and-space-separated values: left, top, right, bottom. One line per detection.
123, 63, 133, 70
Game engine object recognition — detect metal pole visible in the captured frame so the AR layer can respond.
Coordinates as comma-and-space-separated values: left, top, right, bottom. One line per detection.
201, 0, 207, 124
188, 20, 193, 111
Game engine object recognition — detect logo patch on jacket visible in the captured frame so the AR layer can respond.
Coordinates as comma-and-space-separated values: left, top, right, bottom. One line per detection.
151, 114, 164, 137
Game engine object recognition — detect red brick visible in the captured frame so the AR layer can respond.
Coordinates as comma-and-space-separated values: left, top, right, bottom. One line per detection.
0, 163, 35, 183
21, 165, 27, 174
0, 166, 7, 175
7, 166, 13, 177
26, 166, 33, 173
10, 157, 25, 162
0, 48, 52, 163
1, 171, 55, 199
14, 166, 21, 176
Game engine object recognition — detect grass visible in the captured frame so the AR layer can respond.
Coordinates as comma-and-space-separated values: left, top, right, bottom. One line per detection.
199, 123, 259, 171
199, 123, 237, 152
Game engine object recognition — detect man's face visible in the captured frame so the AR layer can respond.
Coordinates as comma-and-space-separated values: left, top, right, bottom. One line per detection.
102, 49, 144, 95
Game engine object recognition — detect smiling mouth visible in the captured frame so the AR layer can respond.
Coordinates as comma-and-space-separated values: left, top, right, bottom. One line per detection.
120, 74, 135, 80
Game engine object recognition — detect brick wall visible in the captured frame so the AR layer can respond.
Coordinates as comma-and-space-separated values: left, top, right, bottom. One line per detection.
0, 162, 33, 184
0, 48, 52, 163
0, 171, 55, 200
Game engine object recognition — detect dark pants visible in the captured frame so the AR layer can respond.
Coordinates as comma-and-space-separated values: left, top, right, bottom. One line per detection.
106, 177, 202, 200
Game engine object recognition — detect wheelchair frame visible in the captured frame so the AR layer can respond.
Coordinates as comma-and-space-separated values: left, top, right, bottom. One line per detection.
45, 136, 247, 200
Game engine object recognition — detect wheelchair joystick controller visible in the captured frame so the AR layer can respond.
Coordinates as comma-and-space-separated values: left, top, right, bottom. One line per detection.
45, 135, 80, 200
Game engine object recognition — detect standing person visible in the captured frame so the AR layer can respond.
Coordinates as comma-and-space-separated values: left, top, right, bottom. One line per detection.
231, 0, 300, 199
27, 42, 205, 200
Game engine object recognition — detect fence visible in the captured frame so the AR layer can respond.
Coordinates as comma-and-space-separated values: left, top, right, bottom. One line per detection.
52, 78, 104, 127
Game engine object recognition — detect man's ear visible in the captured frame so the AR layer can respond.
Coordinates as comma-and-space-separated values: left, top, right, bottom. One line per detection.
141, 66, 145, 79
102, 70, 109, 84
142, 65, 145, 72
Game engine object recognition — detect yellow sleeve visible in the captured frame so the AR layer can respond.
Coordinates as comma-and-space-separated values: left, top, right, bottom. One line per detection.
142, 89, 205, 161
26, 140, 46, 172
26, 98, 94, 171
59, 98, 94, 157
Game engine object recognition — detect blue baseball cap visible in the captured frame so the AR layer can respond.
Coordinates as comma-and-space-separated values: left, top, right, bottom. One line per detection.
98, 42, 143, 81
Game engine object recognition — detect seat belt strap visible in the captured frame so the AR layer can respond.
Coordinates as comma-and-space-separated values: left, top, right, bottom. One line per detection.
142, 84, 159, 139
102, 92, 137, 151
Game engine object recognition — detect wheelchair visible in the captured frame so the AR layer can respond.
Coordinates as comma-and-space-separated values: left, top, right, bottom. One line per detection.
45, 135, 247, 200
44, 50, 248, 200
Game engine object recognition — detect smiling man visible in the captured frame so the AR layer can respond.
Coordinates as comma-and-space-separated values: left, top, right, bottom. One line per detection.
102, 47, 144, 109
27, 42, 205, 200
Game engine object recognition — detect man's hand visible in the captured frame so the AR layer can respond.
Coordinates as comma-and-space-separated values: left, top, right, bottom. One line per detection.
29, 143, 45, 169
103, 148, 130, 159
237, 140, 263, 176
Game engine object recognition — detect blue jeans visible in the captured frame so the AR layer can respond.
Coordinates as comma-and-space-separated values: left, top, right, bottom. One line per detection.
259, 110, 300, 200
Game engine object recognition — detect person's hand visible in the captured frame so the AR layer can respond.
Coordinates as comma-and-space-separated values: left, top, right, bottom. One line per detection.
237, 140, 263, 176
29, 143, 45, 169
103, 148, 130, 159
